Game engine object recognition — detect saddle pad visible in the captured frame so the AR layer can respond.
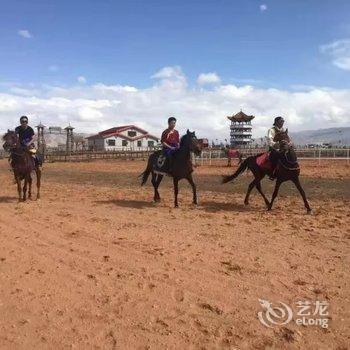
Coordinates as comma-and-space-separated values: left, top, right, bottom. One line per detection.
256, 152, 273, 171
153, 153, 170, 174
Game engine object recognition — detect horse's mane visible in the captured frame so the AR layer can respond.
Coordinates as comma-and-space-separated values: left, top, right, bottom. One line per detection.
274, 130, 290, 143
180, 134, 187, 146
180, 133, 193, 147
2, 130, 16, 141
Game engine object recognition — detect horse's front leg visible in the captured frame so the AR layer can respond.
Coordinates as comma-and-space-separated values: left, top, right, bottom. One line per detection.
22, 177, 28, 201
36, 168, 42, 200
173, 177, 179, 207
186, 174, 197, 205
28, 175, 33, 200
292, 177, 312, 214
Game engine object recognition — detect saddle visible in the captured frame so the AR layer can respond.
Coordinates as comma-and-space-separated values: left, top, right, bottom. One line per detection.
256, 152, 274, 172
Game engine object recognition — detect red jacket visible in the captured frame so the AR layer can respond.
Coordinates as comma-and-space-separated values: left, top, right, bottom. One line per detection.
161, 128, 180, 145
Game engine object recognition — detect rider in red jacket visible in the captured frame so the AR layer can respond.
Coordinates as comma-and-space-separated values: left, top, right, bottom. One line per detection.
161, 117, 180, 157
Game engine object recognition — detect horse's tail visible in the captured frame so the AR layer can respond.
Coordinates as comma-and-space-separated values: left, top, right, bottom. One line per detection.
222, 157, 249, 183
139, 154, 154, 186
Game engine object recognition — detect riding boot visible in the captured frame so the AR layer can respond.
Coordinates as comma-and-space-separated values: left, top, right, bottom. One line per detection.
168, 156, 173, 173
268, 148, 279, 180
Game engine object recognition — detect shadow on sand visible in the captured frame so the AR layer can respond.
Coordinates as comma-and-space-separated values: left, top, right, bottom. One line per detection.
95, 199, 156, 209
95, 198, 263, 212
200, 200, 253, 213
0, 196, 17, 203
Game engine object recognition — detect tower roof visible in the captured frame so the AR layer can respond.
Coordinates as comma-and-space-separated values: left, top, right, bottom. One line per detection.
227, 111, 255, 122
64, 124, 75, 130
36, 122, 46, 128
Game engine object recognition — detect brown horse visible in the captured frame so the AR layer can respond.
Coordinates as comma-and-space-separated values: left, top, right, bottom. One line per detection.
140, 130, 202, 207
3, 130, 42, 201
222, 130, 311, 213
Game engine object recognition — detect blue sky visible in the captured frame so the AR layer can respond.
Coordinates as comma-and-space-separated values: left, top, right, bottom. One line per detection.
0, 0, 349, 139
1, 0, 349, 89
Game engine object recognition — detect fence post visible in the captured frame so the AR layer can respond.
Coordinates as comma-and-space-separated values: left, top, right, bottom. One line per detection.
318, 149, 321, 165
347, 149, 349, 165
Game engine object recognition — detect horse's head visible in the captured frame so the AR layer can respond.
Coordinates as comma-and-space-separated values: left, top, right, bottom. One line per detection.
2, 130, 19, 151
181, 130, 202, 156
274, 129, 292, 151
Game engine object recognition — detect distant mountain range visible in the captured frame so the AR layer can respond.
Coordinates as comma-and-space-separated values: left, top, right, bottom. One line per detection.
40, 131, 91, 148
290, 127, 350, 146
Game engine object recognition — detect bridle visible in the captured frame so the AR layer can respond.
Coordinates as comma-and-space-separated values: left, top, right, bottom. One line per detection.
190, 134, 202, 155
3, 134, 25, 157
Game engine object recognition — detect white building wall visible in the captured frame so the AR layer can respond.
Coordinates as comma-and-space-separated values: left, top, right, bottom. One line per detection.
88, 135, 158, 151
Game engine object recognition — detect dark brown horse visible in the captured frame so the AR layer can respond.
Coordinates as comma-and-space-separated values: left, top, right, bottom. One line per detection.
140, 130, 202, 207
222, 130, 311, 213
3, 130, 42, 201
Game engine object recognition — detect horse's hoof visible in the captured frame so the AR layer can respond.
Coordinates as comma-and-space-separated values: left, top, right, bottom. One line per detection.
307, 209, 312, 215
244, 201, 249, 206
267, 207, 272, 211
174, 204, 179, 208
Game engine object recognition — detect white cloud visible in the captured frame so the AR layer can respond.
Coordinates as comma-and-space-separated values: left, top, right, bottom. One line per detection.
48, 65, 59, 72
260, 4, 267, 12
152, 66, 185, 80
18, 29, 32, 39
197, 72, 221, 85
320, 39, 350, 71
0, 66, 349, 141
77, 76, 87, 84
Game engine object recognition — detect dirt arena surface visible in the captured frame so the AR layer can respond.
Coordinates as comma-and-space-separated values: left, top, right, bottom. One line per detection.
0, 158, 349, 349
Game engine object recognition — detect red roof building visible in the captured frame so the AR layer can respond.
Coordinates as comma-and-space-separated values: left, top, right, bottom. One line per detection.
87, 125, 159, 151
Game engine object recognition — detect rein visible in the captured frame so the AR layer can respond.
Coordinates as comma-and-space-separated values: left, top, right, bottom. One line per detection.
278, 149, 300, 170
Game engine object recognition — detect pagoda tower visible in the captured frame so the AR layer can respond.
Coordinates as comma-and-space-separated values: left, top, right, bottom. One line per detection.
65, 124, 75, 154
36, 122, 46, 155
227, 111, 254, 148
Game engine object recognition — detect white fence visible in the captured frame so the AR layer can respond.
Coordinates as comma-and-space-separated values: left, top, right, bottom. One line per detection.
194, 148, 350, 165
1, 148, 349, 165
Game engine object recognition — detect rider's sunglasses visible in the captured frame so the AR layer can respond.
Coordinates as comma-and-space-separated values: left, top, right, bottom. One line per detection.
21, 120, 28, 124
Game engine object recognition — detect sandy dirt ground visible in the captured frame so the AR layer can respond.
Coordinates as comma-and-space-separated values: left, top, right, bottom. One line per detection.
0, 158, 349, 350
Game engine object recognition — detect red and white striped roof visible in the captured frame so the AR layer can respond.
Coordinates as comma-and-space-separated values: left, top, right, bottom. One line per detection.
86, 125, 159, 142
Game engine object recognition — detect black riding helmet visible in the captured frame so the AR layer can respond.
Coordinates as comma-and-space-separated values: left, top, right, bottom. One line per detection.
273, 116, 284, 126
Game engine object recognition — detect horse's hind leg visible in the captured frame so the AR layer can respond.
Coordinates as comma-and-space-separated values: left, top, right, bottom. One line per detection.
292, 177, 312, 214
36, 168, 42, 200
186, 174, 197, 205
255, 181, 270, 208
244, 179, 256, 205
151, 173, 163, 202
23, 178, 28, 201
268, 179, 282, 211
